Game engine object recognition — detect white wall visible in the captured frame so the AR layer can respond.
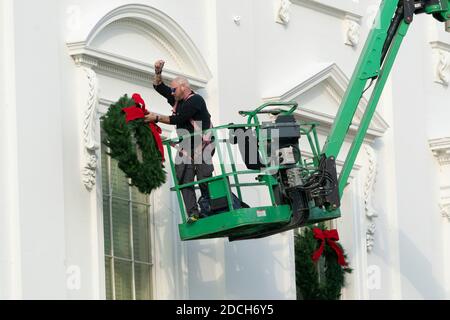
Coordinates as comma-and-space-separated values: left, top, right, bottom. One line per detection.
389, 17, 446, 299
2, 0, 450, 300
0, 0, 22, 300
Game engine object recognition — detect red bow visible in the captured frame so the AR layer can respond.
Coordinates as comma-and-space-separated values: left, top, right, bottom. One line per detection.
122, 93, 165, 162
311, 228, 347, 266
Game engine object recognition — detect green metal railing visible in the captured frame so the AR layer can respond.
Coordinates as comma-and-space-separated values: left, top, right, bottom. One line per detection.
162, 101, 323, 224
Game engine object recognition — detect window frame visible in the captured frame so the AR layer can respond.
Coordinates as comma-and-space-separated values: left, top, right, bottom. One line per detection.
98, 110, 157, 300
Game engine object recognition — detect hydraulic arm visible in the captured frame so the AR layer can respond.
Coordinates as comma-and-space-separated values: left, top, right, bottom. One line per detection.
322, 0, 450, 197
167, 1, 450, 242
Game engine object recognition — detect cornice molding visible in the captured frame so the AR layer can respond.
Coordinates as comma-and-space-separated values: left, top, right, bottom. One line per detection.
68, 45, 209, 89
431, 40, 450, 52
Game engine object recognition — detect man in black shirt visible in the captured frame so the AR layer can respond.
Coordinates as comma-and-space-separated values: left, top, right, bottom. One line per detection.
145, 60, 214, 223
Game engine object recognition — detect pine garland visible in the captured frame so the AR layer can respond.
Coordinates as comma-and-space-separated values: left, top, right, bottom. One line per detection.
101, 94, 166, 194
295, 225, 352, 300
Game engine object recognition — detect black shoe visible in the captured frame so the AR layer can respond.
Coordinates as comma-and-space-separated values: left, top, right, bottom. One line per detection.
187, 213, 200, 224
198, 196, 212, 216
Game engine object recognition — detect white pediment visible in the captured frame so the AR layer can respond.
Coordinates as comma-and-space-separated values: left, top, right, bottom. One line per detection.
67, 4, 212, 89
263, 62, 389, 142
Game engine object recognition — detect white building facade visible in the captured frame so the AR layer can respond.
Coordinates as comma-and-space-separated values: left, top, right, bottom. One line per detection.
1, 0, 449, 299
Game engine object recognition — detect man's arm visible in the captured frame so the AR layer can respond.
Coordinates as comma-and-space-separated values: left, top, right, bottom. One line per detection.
145, 98, 200, 125
153, 59, 175, 106
154, 82, 175, 105
153, 59, 164, 86
144, 113, 170, 124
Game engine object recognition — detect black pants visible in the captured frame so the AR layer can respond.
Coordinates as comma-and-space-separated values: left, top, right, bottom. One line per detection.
175, 162, 214, 216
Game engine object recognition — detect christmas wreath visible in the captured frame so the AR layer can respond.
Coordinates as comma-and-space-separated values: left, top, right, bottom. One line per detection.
101, 94, 166, 194
295, 225, 352, 300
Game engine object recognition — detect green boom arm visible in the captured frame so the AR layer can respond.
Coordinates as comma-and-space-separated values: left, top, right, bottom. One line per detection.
322, 0, 450, 197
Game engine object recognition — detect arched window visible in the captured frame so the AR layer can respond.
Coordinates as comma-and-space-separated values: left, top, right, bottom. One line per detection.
68, 4, 211, 300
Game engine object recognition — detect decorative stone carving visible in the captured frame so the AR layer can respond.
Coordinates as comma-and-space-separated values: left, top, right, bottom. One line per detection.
364, 145, 378, 252
82, 67, 99, 191
429, 137, 450, 166
344, 17, 361, 47
276, 0, 292, 25
437, 50, 449, 86
364, 145, 378, 219
429, 138, 450, 221
430, 42, 450, 86
366, 223, 376, 253
440, 203, 450, 220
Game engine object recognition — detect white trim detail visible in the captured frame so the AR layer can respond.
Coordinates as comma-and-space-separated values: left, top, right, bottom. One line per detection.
440, 186, 450, 220
364, 145, 378, 253
82, 67, 99, 191
67, 4, 212, 89
344, 16, 361, 47
429, 137, 450, 166
68, 45, 208, 89
430, 41, 450, 86
364, 145, 378, 219
263, 63, 389, 142
275, 0, 292, 25
366, 222, 376, 254
85, 4, 212, 81
440, 203, 450, 220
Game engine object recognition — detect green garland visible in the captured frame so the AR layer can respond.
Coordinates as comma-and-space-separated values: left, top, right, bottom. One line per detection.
295, 225, 352, 300
101, 94, 166, 194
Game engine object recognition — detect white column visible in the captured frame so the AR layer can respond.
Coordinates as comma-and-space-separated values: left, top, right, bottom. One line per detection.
9, 0, 67, 299
0, 0, 23, 300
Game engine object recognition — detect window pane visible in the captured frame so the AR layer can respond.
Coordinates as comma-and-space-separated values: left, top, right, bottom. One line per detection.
101, 141, 110, 195
131, 186, 150, 204
110, 158, 130, 199
114, 260, 133, 300
103, 196, 111, 255
112, 198, 131, 259
105, 257, 113, 300
102, 133, 154, 301
132, 203, 151, 263
135, 263, 152, 300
